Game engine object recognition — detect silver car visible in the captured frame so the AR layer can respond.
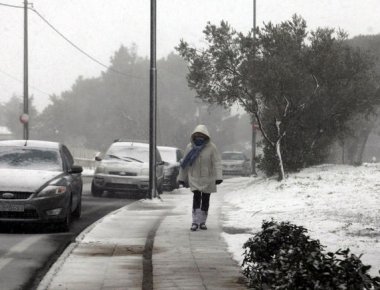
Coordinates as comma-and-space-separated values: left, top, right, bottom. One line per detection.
0, 140, 83, 231
92, 141, 164, 198
222, 151, 251, 176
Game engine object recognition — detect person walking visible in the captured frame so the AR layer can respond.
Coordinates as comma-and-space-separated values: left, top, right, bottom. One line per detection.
178, 124, 223, 231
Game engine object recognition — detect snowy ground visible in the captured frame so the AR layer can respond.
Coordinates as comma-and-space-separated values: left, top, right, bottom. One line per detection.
220, 163, 380, 276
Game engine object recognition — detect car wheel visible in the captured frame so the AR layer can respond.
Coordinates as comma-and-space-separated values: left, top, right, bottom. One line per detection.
72, 194, 82, 219
170, 176, 178, 191
157, 182, 163, 195
59, 198, 72, 232
91, 181, 103, 197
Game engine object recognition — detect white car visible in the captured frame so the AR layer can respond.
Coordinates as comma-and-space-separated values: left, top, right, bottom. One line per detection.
222, 151, 251, 176
91, 141, 164, 198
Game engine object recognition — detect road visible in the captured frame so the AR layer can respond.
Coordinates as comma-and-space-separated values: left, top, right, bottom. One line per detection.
0, 180, 136, 290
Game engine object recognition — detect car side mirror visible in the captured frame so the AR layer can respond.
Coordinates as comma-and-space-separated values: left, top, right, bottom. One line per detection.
157, 161, 165, 166
94, 152, 102, 161
69, 165, 83, 174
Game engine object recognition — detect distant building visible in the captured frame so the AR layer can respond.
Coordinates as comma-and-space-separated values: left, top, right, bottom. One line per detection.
0, 126, 13, 140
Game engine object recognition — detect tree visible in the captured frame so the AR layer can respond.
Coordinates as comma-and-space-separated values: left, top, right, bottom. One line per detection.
2, 95, 38, 139
35, 45, 235, 152
176, 15, 379, 179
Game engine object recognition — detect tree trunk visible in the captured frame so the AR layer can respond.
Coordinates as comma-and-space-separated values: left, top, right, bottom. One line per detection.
275, 120, 286, 180
276, 139, 285, 180
353, 128, 373, 165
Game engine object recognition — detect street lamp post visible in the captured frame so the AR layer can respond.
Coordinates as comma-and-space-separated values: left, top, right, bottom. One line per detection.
251, 0, 257, 175
23, 0, 29, 140
148, 0, 157, 199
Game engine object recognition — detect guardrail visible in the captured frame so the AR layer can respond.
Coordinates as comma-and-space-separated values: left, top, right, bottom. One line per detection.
73, 157, 96, 169
71, 147, 99, 169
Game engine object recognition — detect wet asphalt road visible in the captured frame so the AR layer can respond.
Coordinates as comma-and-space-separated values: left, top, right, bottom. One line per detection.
0, 180, 136, 290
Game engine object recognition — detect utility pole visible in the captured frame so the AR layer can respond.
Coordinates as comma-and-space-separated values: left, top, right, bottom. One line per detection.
148, 0, 157, 199
251, 0, 257, 175
23, 0, 29, 139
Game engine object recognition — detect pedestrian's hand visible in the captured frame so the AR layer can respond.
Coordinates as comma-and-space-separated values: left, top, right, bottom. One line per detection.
215, 180, 223, 185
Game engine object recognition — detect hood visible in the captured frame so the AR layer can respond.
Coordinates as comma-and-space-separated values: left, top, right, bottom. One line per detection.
100, 159, 147, 171
191, 124, 211, 141
0, 168, 62, 192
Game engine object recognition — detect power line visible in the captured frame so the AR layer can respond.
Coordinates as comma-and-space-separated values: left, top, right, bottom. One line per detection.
0, 2, 143, 79
29, 8, 143, 80
0, 2, 23, 9
0, 67, 51, 96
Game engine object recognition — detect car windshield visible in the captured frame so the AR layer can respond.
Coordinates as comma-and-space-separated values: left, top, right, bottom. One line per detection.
159, 150, 176, 163
222, 152, 245, 161
0, 147, 62, 171
105, 146, 149, 163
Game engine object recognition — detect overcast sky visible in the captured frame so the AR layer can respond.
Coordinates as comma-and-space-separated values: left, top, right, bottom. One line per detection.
0, 0, 379, 111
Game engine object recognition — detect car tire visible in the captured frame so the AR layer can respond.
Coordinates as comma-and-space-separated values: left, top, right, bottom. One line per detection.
58, 198, 72, 232
157, 182, 163, 195
72, 195, 82, 219
91, 181, 103, 197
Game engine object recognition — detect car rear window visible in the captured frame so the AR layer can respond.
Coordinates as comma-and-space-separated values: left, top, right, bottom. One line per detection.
222, 152, 245, 160
0, 147, 62, 171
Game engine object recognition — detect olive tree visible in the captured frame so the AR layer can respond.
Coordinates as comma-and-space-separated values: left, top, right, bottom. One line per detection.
177, 15, 379, 180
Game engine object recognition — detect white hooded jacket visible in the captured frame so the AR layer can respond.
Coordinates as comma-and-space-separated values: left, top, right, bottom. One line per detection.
178, 124, 223, 193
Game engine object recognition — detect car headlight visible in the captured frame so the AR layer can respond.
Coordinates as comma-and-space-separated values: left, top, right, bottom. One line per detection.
37, 185, 68, 197
95, 166, 105, 174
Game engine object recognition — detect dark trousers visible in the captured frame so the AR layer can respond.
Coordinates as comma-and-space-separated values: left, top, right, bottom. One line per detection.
192, 190, 210, 211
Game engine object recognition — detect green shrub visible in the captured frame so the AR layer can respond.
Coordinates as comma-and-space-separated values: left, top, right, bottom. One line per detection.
242, 220, 380, 289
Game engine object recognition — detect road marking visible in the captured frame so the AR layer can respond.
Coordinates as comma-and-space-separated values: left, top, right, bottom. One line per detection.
0, 235, 43, 271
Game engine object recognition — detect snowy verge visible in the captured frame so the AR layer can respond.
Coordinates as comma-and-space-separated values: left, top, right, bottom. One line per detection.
220, 163, 380, 276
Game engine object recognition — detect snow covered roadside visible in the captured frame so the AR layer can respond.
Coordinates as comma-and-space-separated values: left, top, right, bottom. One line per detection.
220, 163, 380, 276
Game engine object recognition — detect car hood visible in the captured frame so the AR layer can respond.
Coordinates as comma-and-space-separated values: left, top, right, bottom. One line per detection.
100, 159, 147, 170
0, 168, 62, 192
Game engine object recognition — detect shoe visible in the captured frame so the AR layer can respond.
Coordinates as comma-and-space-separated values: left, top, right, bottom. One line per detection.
190, 223, 198, 231
199, 223, 207, 230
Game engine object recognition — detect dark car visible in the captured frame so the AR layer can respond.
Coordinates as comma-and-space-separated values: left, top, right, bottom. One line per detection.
92, 141, 164, 198
0, 140, 83, 231
158, 146, 183, 191
222, 151, 251, 176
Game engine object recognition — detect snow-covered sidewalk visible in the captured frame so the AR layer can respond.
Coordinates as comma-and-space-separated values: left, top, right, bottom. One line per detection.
220, 163, 380, 276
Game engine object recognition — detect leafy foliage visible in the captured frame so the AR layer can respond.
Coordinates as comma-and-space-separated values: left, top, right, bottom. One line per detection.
177, 15, 380, 178
242, 220, 380, 289
0, 95, 38, 139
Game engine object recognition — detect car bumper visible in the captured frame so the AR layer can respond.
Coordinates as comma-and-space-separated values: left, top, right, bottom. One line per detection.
93, 174, 150, 192
223, 169, 245, 175
0, 194, 70, 223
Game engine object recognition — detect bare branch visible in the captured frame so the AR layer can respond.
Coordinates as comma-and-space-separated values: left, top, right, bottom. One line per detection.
283, 96, 290, 118
312, 74, 320, 94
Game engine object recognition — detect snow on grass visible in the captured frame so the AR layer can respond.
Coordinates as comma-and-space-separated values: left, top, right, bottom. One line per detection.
221, 163, 380, 276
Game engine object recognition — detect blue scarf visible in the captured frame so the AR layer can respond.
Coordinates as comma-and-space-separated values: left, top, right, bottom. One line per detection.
181, 140, 206, 168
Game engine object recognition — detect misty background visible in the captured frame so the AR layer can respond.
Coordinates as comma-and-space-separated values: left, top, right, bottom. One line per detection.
0, 1, 379, 164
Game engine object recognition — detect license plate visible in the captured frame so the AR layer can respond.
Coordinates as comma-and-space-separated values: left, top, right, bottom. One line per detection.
111, 177, 130, 184
0, 203, 25, 212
